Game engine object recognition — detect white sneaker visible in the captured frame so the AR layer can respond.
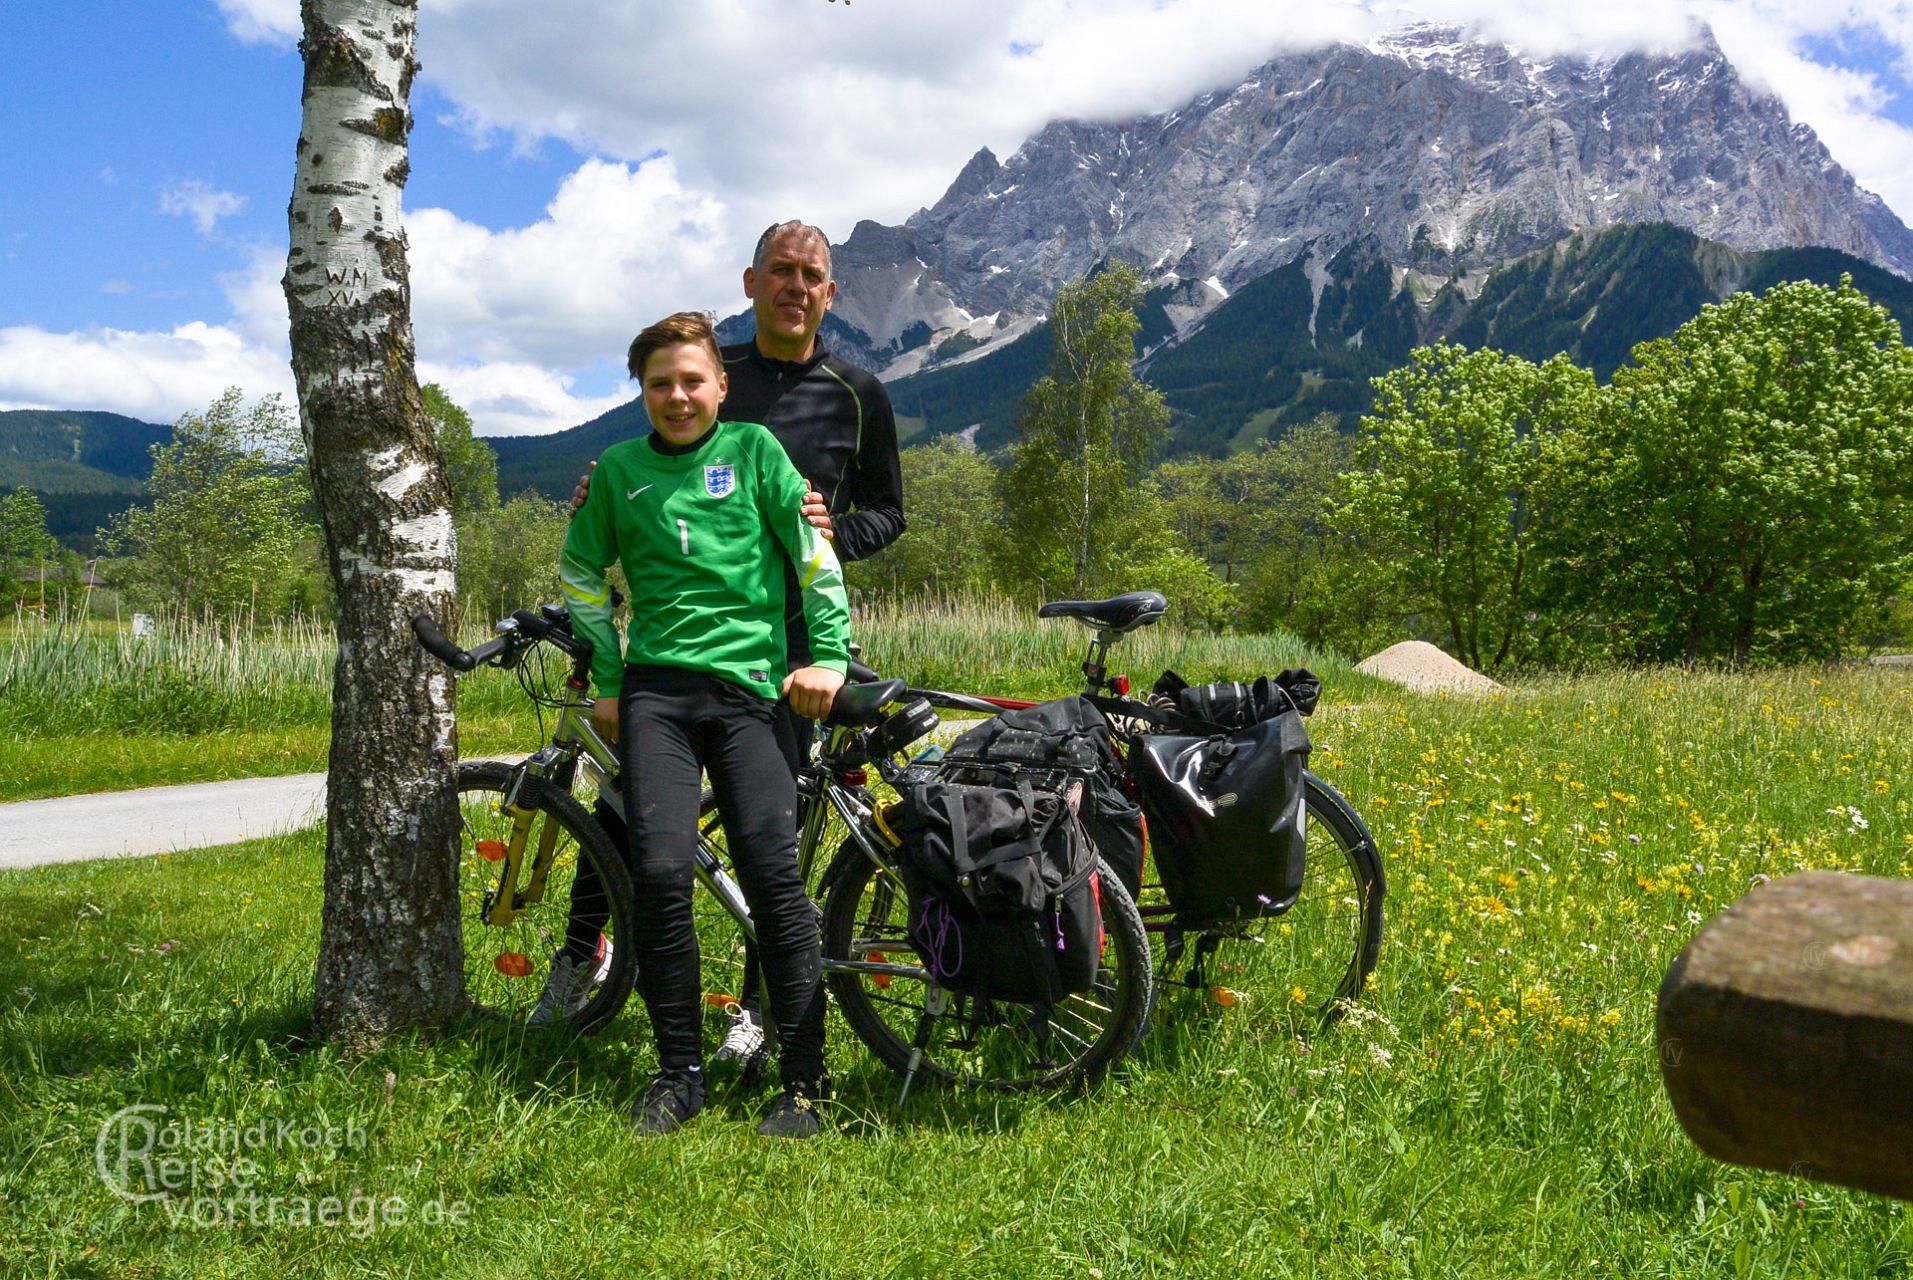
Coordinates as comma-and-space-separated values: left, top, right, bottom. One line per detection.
528, 935, 613, 1026
713, 1005, 767, 1067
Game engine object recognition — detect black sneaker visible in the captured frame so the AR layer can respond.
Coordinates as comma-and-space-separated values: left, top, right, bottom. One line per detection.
754, 1078, 831, 1139
632, 1068, 705, 1136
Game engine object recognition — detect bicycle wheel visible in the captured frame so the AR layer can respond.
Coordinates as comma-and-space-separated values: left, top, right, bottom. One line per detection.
453, 760, 638, 1033
1155, 772, 1385, 1033
821, 842, 1152, 1091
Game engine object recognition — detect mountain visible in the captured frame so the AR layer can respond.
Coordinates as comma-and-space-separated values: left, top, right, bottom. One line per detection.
830, 23, 1913, 383
486, 222, 1913, 493
884, 224, 1913, 454
0, 409, 169, 493
0, 409, 171, 552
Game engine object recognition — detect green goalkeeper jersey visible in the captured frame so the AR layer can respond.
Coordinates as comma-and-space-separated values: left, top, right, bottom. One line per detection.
558, 420, 850, 700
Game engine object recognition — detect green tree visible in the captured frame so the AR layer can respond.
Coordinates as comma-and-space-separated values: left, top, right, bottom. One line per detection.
858, 437, 1001, 599
1001, 263, 1170, 597
458, 490, 572, 622
102, 388, 313, 619
424, 383, 499, 520
1230, 420, 1404, 656
1575, 277, 1913, 665
0, 487, 57, 603
1153, 447, 1282, 587
1336, 344, 1597, 671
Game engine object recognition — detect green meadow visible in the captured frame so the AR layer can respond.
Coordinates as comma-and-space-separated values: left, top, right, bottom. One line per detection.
2, 606, 1910, 1276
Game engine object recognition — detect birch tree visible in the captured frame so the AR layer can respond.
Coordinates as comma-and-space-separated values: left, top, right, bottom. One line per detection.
1000, 263, 1168, 597
284, 0, 464, 1044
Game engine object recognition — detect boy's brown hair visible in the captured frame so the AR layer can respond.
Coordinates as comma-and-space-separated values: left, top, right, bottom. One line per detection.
626, 311, 723, 381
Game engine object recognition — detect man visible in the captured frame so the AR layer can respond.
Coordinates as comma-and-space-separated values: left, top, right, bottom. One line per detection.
557, 220, 905, 1065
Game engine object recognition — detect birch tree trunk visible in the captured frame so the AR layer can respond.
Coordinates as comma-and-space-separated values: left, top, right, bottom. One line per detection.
284, 0, 464, 1045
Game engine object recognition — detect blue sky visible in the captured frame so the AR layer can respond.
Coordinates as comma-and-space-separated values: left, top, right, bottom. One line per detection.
6, 0, 1913, 435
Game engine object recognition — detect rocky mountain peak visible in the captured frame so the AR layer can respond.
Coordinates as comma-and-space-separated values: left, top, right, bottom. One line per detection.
827, 26, 1913, 377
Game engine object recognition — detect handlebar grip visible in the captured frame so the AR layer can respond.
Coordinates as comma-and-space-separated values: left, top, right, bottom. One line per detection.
411, 614, 477, 671
464, 634, 513, 668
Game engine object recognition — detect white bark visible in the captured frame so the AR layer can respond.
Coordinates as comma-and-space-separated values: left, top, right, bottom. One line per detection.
286, 0, 465, 1043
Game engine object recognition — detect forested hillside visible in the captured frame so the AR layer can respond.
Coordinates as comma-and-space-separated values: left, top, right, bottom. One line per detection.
0, 409, 168, 492
876, 223, 1913, 458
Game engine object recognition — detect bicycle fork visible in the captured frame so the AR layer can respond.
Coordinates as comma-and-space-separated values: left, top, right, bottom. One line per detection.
482, 755, 570, 926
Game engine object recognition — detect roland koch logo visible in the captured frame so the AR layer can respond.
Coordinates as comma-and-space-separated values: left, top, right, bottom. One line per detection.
95, 1103, 469, 1234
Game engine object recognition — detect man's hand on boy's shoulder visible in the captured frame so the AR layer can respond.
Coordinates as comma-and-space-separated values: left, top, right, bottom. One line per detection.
571, 461, 596, 514
782, 666, 845, 721
800, 478, 833, 541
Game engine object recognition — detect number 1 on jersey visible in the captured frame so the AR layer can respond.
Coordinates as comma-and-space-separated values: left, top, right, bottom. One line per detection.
677, 518, 689, 555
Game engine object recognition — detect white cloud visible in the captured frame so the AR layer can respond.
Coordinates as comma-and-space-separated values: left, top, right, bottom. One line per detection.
416, 359, 630, 439
213, 0, 297, 45
400, 0, 1913, 235
160, 178, 249, 235
0, 216, 653, 437
0, 322, 293, 421
405, 155, 733, 369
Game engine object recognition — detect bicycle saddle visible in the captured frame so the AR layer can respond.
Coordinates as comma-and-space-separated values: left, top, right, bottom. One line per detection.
1037, 590, 1168, 632
825, 677, 907, 727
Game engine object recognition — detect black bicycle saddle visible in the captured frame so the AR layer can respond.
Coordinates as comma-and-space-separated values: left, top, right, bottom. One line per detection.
1037, 590, 1169, 633
825, 677, 908, 727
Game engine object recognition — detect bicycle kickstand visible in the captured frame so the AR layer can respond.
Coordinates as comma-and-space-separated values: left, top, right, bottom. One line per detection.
896, 986, 952, 1108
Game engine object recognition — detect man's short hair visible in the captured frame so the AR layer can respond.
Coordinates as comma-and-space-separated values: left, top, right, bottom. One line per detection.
752, 220, 833, 277
626, 311, 723, 380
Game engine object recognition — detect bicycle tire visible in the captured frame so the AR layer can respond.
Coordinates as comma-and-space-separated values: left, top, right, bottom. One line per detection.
453, 760, 639, 1033
1152, 771, 1385, 1032
820, 843, 1152, 1091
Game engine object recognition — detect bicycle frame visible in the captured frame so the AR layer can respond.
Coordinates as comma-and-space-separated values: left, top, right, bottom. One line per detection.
485, 641, 926, 986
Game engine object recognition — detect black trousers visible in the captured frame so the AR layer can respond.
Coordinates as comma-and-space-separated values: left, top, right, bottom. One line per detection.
580, 698, 812, 1007
618, 666, 824, 1087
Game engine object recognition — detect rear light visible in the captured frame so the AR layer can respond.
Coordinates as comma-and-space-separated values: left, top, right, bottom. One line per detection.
476, 840, 508, 862
838, 769, 868, 786
1112, 673, 1131, 696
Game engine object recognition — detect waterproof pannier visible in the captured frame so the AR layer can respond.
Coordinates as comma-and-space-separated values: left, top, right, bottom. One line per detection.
1152, 667, 1322, 729
943, 695, 1145, 898
1131, 694, 1313, 926
892, 775, 1103, 1003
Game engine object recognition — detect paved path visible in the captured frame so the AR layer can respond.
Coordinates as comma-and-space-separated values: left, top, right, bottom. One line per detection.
0, 773, 331, 871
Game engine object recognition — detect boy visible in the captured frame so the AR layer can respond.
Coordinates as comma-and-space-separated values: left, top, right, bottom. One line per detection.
560, 311, 848, 1138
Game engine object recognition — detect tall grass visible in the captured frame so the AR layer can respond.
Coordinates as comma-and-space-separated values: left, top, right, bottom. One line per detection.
4, 594, 1385, 745
0, 608, 527, 739
854, 593, 1383, 701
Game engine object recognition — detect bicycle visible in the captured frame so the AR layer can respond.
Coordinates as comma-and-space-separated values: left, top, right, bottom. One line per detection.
844, 590, 1387, 1034
411, 606, 1154, 1097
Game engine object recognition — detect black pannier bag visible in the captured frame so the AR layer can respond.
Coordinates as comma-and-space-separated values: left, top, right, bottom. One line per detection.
1152, 667, 1322, 729
892, 778, 1103, 1003
1131, 708, 1312, 926
943, 695, 1145, 898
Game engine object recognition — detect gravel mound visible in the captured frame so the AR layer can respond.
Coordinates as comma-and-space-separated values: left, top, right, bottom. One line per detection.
1356, 641, 1505, 695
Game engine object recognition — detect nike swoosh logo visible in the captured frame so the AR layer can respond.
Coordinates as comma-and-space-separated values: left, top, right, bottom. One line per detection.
626, 484, 653, 500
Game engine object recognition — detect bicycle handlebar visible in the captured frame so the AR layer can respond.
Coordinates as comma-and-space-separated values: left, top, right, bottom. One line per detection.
411, 614, 514, 671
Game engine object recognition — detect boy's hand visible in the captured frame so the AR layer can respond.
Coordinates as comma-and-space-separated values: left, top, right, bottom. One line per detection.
801, 479, 833, 540
591, 696, 620, 743
782, 666, 845, 721
571, 461, 596, 514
